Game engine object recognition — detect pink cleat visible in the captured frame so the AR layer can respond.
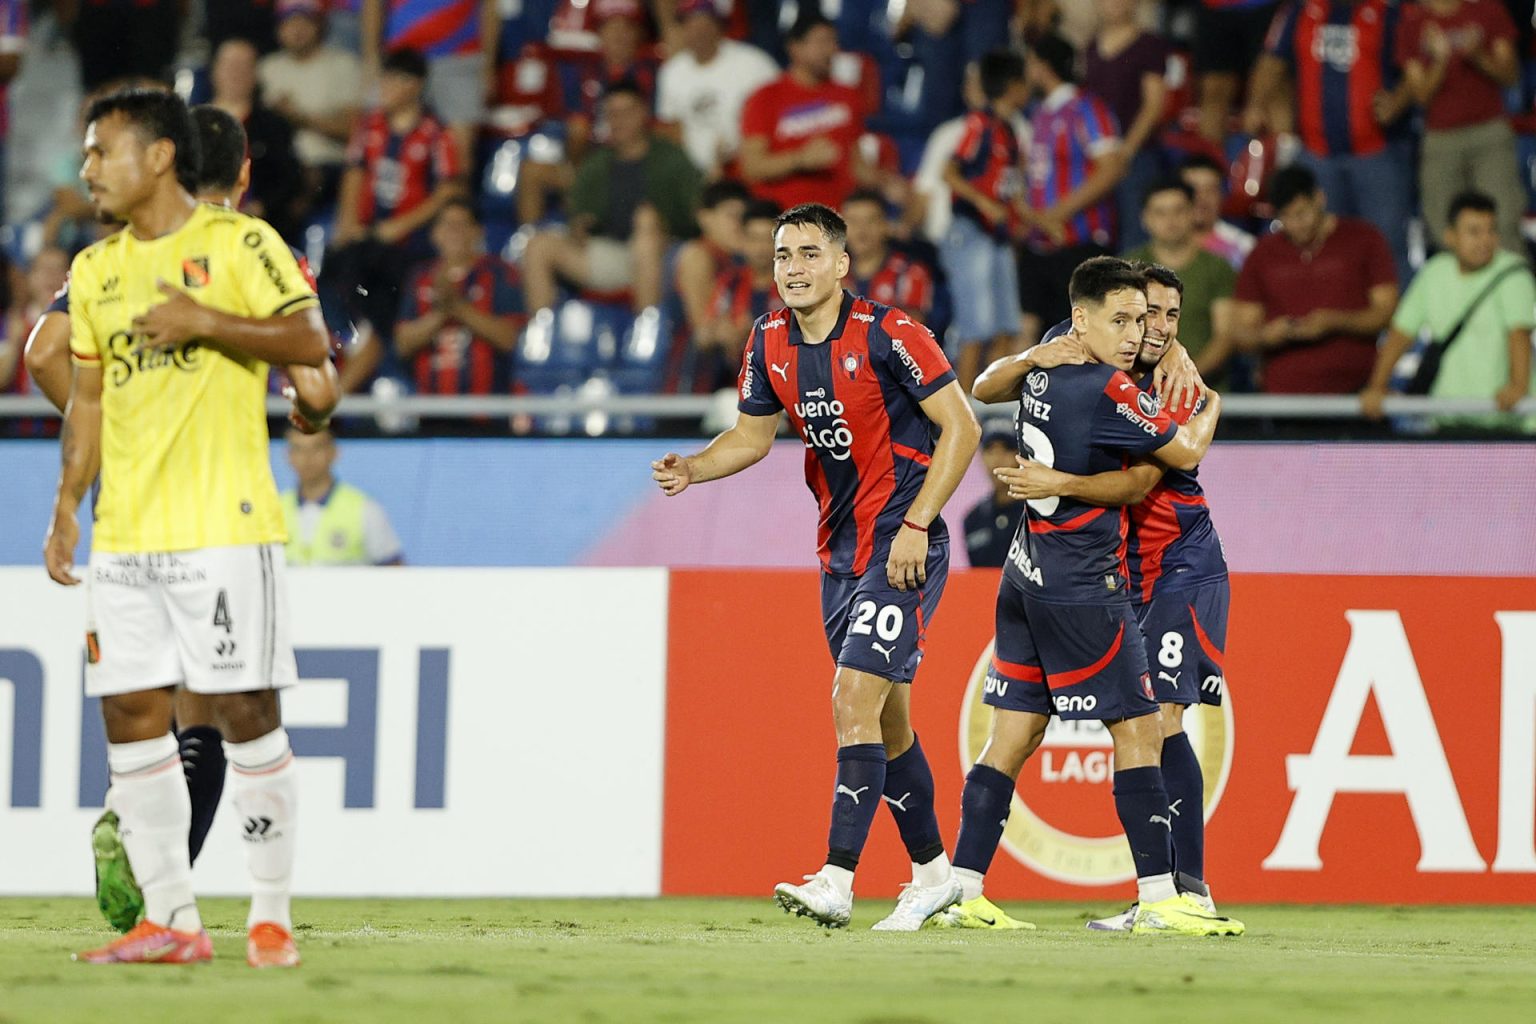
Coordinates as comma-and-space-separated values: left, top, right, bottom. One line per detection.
247, 922, 301, 968
73, 920, 213, 964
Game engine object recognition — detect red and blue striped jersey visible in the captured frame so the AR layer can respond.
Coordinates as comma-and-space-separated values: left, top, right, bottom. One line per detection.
1265, 0, 1402, 158
846, 250, 934, 321
711, 264, 783, 327
737, 292, 957, 577
346, 109, 462, 225
1125, 373, 1228, 601
1004, 361, 1177, 603
400, 256, 523, 395
1026, 85, 1121, 249
951, 108, 1025, 238
384, 0, 480, 59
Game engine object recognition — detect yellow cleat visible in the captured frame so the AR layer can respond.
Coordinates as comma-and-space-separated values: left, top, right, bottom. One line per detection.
1131, 893, 1245, 937
929, 895, 1037, 930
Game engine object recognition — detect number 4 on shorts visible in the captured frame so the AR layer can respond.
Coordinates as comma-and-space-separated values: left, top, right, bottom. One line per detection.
213, 589, 234, 634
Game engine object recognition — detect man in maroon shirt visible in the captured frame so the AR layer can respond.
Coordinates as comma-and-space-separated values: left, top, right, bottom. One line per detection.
1230, 166, 1398, 393
1398, 0, 1525, 255
738, 13, 873, 210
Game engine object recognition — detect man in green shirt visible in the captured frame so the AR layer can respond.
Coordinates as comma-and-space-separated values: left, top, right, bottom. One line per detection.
1123, 177, 1238, 382
523, 80, 702, 315
1362, 190, 1536, 431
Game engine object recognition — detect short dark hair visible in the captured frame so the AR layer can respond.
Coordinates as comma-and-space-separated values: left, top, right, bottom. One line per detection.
382, 47, 428, 79
85, 88, 201, 196
775, 203, 847, 249
744, 199, 782, 225
1142, 175, 1195, 209
190, 104, 246, 194
786, 12, 834, 44
1068, 256, 1146, 307
601, 78, 648, 105
842, 187, 885, 211
1448, 190, 1497, 225
979, 49, 1026, 101
437, 195, 481, 224
1269, 165, 1320, 212
1132, 261, 1185, 299
1028, 34, 1076, 85
1179, 153, 1226, 178
699, 179, 751, 211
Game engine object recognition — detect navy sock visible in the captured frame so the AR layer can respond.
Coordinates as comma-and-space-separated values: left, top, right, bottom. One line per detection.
953, 764, 1014, 875
826, 744, 887, 871
1160, 731, 1205, 884
1113, 766, 1174, 879
178, 726, 226, 864
881, 734, 945, 864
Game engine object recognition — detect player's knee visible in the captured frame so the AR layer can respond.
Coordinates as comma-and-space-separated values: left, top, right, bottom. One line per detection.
100, 688, 176, 743
211, 690, 283, 743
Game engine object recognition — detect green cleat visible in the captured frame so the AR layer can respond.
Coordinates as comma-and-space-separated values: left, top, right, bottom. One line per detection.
929, 894, 1037, 930
92, 811, 144, 934
1131, 893, 1245, 937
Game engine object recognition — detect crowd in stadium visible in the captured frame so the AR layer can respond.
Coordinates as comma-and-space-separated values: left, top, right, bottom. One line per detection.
0, 0, 1534, 432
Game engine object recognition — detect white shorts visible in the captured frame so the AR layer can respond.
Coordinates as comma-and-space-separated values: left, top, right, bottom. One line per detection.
85, 544, 298, 698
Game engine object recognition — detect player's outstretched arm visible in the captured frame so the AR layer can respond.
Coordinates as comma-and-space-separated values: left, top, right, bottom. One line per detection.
23, 313, 72, 414
651, 411, 779, 496
133, 281, 330, 367
1152, 390, 1222, 471
44, 365, 103, 586
972, 333, 1091, 403
995, 458, 1165, 507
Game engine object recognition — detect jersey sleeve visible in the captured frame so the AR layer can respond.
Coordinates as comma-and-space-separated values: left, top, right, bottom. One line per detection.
953, 112, 984, 165
1390, 269, 1429, 336
1495, 266, 1536, 331
231, 217, 320, 319
1078, 98, 1121, 158
1090, 370, 1178, 455
362, 497, 405, 565
1264, 3, 1300, 65
47, 278, 70, 317
736, 324, 782, 415
739, 84, 774, 142
878, 309, 955, 401
431, 124, 462, 183
66, 257, 100, 365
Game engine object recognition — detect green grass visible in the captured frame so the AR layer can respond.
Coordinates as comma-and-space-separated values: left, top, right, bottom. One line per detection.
1, 898, 1532, 1024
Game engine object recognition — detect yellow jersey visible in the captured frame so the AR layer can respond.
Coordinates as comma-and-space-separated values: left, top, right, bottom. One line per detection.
68, 203, 319, 553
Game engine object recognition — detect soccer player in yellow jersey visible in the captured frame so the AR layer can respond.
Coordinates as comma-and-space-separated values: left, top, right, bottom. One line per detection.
44, 89, 328, 968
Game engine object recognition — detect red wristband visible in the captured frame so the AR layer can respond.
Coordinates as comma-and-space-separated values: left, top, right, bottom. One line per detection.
902, 519, 928, 533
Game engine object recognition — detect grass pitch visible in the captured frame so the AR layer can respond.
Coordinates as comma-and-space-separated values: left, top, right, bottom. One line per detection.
0, 898, 1531, 1024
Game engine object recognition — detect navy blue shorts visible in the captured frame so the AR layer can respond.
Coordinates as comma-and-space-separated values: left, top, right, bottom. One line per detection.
1135, 578, 1229, 707
822, 539, 949, 683
985, 575, 1158, 721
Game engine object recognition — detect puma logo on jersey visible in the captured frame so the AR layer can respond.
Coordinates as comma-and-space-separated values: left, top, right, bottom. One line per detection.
770, 362, 789, 381
836, 784, 869, 805
1158, 671, 1180, 686
871, 641, 895, 663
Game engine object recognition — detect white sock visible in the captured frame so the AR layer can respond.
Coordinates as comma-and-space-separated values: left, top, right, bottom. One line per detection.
107, 735, 201, 932
955, 867, 985, 903
227, 728, 297, 931
818, 864, 855, 898
913, 852, 951, 889
1136, 872, 1177, 905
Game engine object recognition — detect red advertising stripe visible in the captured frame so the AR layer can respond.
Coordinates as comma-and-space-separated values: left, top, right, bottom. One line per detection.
663, 570, 1536, 904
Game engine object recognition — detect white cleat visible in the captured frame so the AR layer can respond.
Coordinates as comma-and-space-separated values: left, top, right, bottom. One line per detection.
870, 876, 964, 932
1086, 904, 1137, 932
774, 873, 853, 929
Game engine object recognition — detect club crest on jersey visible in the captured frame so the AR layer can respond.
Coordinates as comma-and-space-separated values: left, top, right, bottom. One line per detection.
1027, 370, 1048, 397
843, 353, 862, 379
182, 257, 211, 288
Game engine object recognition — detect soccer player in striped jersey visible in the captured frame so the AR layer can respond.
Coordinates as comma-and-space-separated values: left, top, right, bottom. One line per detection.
652, 203, 981, 930
47, 88, 329, 966
994, 263, 1238, 931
